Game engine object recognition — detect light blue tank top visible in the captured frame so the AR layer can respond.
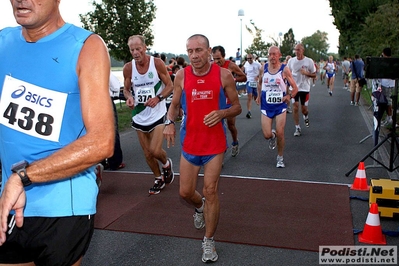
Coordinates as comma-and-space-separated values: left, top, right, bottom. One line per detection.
0, 24, 98, 217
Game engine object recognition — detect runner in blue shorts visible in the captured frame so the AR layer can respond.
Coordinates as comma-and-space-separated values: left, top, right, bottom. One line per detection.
243, 53, 262, 118
324, 55, 337, 96
256, 46, 298, 168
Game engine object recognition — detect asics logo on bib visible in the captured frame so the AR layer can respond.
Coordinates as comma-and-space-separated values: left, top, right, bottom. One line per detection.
137, 88, 152, 95
11, 85, 53, 108
11, 85, 26, 98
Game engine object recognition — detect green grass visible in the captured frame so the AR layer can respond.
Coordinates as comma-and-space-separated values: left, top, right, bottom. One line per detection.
111, 67, 124, 71
361, 86, 373, 107
115, 101, 132, 132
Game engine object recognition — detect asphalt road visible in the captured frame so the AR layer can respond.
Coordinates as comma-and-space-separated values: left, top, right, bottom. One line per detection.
82, 70, 399, 266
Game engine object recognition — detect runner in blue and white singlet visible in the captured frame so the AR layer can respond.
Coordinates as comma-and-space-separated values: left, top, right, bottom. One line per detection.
324, 55, 337, 96
260, 63, 288, 118
256, 46, 298, 168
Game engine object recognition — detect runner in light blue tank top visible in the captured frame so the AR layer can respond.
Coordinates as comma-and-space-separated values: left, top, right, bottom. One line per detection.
0, 24, 98, 217
0, 2, 114, 264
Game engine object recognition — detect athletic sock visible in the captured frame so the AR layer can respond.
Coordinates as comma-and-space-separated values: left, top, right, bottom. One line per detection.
196, 200, 204, 213
162, 160, 170, 168
203, 236, 214, 241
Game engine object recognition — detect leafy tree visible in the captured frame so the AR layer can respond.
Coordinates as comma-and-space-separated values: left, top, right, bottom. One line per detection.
244, 20, 271, 59
280, 29, 296, 58
301, 30, 330, 61
329, 0, 391, 57
359, 1, 399, 56
80, 0, 156, 64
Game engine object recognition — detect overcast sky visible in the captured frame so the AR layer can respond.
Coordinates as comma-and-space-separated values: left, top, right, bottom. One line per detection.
1, 0, 339, 58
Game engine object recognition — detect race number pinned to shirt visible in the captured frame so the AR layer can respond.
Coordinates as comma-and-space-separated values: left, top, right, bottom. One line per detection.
0, 75, 67, 142
266, 90, 283, 104
249, 81, 257, 88
135, 86, 155, 104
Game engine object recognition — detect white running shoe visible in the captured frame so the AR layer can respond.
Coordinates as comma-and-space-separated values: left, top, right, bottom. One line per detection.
202, 237, 218, 263
193, 198, 205, 229
294, 127, 301, 137
231, 143, 240, 157
276, 156, 285, 168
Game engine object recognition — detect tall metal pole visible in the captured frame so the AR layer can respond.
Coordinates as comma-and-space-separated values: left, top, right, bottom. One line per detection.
238, 9, 244, 63
240, 18, 242, 54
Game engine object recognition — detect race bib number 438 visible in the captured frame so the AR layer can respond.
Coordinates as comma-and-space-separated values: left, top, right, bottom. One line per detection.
0, 76, 67, 142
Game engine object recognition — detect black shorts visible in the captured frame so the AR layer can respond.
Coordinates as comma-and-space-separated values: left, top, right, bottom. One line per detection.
132, 116, 165, 132
0, 215, 95, 265
293, 91, 310, 106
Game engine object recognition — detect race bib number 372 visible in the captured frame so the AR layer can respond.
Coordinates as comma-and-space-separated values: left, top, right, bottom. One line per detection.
0, 76, 68, 142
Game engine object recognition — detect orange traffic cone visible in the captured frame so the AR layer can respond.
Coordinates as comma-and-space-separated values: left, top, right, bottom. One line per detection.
350, 162, 369, 191
358, 203, 386, 244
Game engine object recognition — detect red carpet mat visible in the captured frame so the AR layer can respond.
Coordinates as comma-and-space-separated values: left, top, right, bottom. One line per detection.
95, 172, 354, 252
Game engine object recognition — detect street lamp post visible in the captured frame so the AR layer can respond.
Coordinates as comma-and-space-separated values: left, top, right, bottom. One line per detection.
238, 9, 244, 62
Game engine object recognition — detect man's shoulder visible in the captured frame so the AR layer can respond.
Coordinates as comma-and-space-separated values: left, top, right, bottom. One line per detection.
64, 23, 93, 40
0, 26, 20, 37
304, 57, 314, 63
288, 57, 299, 63
122, 61, 133, 75
123, 61, 133, 68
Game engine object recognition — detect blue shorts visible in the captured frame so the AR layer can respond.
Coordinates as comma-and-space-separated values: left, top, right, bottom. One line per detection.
326, 72, 335, 78
182, 151, 216, 167
246, 82, 258, 97
261, 107, 287, 119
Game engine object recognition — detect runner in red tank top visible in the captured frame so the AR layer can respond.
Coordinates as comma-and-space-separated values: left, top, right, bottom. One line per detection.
163, 34, 241, 263
212, 45, 246, 157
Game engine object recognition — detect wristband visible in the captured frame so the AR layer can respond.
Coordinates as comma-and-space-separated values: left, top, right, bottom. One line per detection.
11, 160, 32, 187
157, 94, 165, 101
164, 119, 175, 125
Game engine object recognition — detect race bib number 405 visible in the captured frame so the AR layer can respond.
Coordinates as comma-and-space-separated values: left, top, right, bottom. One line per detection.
0, 76, 68, 142
266, 90, 283, 104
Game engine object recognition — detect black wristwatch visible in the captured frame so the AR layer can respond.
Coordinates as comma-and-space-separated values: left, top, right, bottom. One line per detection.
164, 119, 175, 125
11, 160, 32, 187
157, 94, 165, 101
